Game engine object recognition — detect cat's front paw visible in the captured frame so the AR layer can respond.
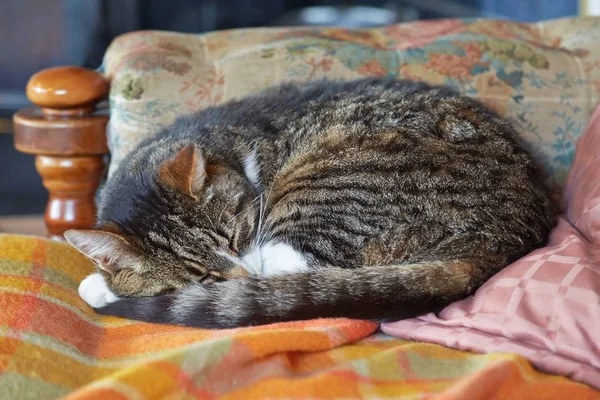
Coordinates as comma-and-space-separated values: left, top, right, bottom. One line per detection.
78, 273, 120, 308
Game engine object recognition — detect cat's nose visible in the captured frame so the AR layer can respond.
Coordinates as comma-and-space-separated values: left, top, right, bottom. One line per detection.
226, 265, 250, 279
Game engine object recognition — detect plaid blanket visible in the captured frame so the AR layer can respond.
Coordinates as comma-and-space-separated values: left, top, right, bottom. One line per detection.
0, 234, 597, 399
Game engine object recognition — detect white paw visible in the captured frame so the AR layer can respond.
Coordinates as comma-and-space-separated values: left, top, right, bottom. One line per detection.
78, 273, 120, 308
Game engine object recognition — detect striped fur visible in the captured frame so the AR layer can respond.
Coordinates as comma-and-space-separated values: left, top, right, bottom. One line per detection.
67, 78, 557, 328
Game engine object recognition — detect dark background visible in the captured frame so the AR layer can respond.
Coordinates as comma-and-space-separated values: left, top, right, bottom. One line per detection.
0, 0, 579, 215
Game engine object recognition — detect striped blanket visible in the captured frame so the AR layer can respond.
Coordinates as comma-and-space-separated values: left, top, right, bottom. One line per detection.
0, 234, 597, 399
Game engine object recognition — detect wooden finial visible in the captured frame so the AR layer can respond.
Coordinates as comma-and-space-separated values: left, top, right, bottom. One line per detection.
13, 66, 110, 240
26, 66, 109, 115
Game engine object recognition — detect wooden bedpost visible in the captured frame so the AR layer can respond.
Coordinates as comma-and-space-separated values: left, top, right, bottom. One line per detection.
13, 66, 110, 240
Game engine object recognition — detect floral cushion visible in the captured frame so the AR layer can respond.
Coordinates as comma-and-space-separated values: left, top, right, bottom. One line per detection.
103, 17, 600, 197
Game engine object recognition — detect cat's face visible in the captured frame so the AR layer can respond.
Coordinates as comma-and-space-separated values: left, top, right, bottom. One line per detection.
65, 144, 258, 297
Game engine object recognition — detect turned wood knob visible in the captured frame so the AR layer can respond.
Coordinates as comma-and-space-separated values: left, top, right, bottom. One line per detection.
26, 66, 109, 114
15, 65, 109, 156
13, 66, 110, 240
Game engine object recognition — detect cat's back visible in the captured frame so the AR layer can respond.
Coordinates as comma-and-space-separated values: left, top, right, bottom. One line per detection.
168, 78, 461, 138
228, 78, 460, 124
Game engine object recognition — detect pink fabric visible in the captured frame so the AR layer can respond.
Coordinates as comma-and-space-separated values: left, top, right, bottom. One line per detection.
381, 103, 600, 389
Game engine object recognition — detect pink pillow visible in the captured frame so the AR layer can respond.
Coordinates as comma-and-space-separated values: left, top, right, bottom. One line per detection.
381, 103, 600, 390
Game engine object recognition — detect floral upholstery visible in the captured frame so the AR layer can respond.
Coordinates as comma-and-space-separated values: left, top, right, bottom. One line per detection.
103, 17, 600, 198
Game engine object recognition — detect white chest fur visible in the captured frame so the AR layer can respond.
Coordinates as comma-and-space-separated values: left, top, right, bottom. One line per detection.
241, 241, 309, 277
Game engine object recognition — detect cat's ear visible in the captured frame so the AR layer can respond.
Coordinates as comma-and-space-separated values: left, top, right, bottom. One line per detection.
64, 229, 143, 274
158, 144, 206, 199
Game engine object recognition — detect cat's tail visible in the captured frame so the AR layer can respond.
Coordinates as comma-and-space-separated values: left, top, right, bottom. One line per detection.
96, 260, 488, 328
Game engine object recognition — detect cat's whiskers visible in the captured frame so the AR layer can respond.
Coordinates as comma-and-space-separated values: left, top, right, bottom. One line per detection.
257, 187, 276, 247
199, 208, 217, 231
261, 186, 299, 242
254, 161, 288, 247
256, 193, 266, 247
226, 194, 262, 225
217, 204, 228, 226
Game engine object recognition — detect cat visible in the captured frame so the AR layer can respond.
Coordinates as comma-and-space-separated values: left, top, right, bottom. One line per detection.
65, 78, 557, 328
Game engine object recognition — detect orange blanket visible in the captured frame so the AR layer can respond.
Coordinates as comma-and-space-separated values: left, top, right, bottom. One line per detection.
0, 234, 597, 399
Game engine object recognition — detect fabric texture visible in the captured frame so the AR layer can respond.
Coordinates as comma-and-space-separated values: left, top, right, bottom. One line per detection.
0, 234, 598, 399
382, 101, 600, 390
103, 17, 600, 199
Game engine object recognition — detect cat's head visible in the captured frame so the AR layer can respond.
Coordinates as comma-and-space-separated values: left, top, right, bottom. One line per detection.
65, 142, 258, 297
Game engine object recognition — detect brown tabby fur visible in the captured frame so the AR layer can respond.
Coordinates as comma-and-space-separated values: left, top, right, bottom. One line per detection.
65, 78, 557, 328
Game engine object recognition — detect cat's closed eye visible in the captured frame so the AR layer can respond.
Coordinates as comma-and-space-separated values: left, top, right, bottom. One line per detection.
183, 261, 226, 284
199, 273, 224, 284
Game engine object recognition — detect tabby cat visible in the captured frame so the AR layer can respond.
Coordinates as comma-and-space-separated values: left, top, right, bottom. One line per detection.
65, 78, 557, 328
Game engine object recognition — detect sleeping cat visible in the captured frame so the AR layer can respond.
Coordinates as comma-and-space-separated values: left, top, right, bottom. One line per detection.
65, 78, 557, 328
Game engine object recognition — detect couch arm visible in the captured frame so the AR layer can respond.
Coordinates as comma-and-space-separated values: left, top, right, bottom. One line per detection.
13, 66, 110, 240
